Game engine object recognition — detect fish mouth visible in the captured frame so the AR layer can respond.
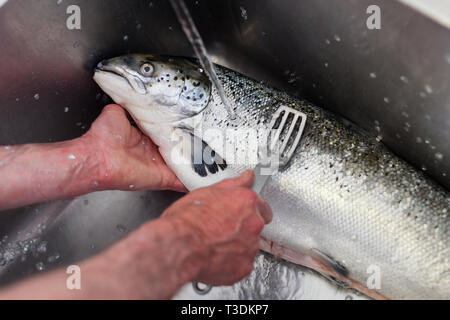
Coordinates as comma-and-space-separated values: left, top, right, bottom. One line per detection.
95, 61, 127, 79
95, 61, 146, 94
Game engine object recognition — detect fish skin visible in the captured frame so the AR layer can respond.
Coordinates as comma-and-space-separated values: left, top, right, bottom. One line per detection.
94, 54, 450, 299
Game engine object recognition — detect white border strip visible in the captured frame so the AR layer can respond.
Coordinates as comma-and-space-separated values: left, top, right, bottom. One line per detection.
398, 0, 450, 29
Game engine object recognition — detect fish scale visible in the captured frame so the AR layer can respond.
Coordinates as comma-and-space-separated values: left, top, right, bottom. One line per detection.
94, 54, 449, 299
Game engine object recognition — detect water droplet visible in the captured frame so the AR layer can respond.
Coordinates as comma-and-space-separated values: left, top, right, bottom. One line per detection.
136, 23, 142, 31
421, 165, 427, 171
324, 62, 329, 68
416, 137, 423, 144
351, 235, 357, 241
435, 152, 444, 161
324, 39, 330, 45
376, 135, 383, 142
334, 34, 341, 42
34, 93, 40, 100
36, 262, 45, 271
129, 184, 135, 189
424, 84, 433, 94
383, 97, 390, 103
193, 200, 201, 205
47, 253, 60, 263
68, 154, 76, 160
37, 241, 47, 253
64, 106, 69, 112
400, 75, 409, 83
240, 7, 248, 20
369, 72, 376, 78
168, 26, 173, 31
123, 35, 129, 41
57, 0, 62, 5
401, 111, 409, 118
116, 224, 127, 233
93, 181, 99, 187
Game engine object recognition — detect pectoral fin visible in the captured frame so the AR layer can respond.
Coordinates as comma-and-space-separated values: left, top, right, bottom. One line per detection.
190, 133, 227, 177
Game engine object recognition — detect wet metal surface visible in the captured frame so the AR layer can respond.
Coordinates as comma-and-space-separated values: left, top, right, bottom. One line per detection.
0, 0, 449, 298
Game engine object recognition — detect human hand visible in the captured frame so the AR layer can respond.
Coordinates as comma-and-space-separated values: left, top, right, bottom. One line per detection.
82, 104, 186, 192
161, 170, 273, 285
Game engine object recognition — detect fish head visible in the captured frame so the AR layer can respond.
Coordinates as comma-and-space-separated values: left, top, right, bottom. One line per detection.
93, 54, 211, 123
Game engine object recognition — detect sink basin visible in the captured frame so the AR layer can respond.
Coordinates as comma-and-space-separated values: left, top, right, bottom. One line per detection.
0, 0, 449, 299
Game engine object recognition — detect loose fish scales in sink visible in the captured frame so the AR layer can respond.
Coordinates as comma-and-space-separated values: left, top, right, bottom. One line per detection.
93, 54, 449, 299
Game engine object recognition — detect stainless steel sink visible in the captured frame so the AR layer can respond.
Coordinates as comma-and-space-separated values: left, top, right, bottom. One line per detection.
0, 0, 449, 299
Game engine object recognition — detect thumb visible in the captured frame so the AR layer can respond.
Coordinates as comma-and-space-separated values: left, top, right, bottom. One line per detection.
215, 170, 254, 188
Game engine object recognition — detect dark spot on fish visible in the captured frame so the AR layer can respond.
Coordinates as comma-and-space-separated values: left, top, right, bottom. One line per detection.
174, 77, 178, 81
193, 82, 200, 87
184, 86, 187, 91
123, 56, 134, 65
199, 93, 204, 98
187, 96, 190, 100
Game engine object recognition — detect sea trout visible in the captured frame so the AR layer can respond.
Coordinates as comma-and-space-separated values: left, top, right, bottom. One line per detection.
93, 54, 450, 299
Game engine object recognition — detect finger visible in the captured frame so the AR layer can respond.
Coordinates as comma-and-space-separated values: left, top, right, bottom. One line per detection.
255, 195, 273, 224
215, 170, 254, 188
103, 104, 126, 115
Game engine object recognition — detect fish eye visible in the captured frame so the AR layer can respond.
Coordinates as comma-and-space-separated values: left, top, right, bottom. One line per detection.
140, 63, 153, 76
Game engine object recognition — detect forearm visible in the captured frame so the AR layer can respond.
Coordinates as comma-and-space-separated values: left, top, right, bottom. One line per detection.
0, 217, 203, 299
0, 137, 110, 210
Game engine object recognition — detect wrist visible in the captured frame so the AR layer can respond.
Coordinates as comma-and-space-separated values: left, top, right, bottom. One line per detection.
141, 217, 206, 286
89, 216, 206, 299
73, 135, 114, 191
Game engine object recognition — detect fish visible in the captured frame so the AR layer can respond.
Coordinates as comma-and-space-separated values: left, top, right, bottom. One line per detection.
93, 54, 450, 299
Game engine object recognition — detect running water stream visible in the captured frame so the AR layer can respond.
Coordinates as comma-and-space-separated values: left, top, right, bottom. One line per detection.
169, 0, 237, 119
